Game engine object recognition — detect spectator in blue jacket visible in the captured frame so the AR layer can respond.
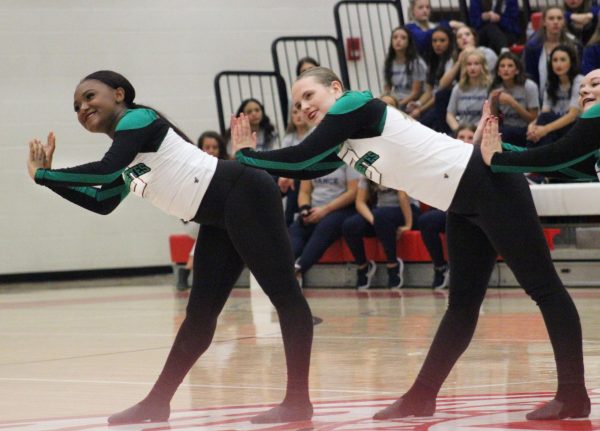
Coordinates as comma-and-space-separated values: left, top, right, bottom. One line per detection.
524, 6, 582, 92
564, 0, 599, 44
581, 18, 600, 72
405, 0, 462, 58
469, 0, 521, 54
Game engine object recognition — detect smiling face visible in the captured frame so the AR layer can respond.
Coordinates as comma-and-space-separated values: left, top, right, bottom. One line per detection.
73, 80, 125, 134
578, 70, 600, 111
291, 75, 343, 126
551, 49, 571, 77
456, 27, 475, 50
431, 30, 450, 55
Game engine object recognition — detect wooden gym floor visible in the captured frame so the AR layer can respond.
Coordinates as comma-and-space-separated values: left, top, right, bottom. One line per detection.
1, 278, 600, 430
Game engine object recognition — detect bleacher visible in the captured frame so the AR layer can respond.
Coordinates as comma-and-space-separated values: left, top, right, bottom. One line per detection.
173, 0, 600, 288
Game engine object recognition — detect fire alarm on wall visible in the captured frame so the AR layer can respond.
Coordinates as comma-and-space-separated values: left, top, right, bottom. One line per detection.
346, 37, 361, 61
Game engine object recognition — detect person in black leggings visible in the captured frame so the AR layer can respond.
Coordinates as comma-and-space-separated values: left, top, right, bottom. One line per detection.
26, 70, 314, 425
231, 66, 589, 421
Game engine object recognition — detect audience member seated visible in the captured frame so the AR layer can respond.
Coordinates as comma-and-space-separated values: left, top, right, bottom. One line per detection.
527, 44, 583, 147
582, 18, 600, 73
383, 26, 428, 112
564, 0, 599, 45
280, 105, 312, 226
489, 52, 540, 147
342, 178, 420, 290
228, 98, 278, 152
524, 6, 582, 92
405, 0, 462, 58
455, 25, 498, 71
469, 0, 521, 54
176, 131, 229, 290
296, 56, 320, 76
413, 26, 457, 133
417, 124, 475, 290
290, 165, 360, 287
446, 48, 491, 133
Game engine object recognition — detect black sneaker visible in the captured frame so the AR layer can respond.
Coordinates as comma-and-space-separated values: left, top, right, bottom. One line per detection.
432, 264, 449, 290
356, 260, 376, 290
176, 267, 190, 291
388, 258, 404, 289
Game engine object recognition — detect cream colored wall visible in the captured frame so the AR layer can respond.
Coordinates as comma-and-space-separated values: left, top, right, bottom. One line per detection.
0, 0, 340, 275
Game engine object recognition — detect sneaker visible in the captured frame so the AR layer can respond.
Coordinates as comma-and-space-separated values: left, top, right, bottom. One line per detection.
388, 258, 404, 289
295, 270, 303, 289
175, 267, 190, 291
432, 264, 449, 290
356, 260, 377, 290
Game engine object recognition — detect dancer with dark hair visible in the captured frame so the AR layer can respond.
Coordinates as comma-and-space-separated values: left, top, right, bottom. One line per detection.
26, 70, 314, 425
232, 66, 589, 421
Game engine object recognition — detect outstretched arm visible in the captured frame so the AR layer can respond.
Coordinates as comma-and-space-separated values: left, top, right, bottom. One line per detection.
232, 97, 387, 179
487, 107, 600, 180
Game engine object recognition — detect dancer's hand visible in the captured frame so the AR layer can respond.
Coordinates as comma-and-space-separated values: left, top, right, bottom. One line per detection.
231, 113, 257, 156
43, 132, 56, 169
481, 116, 502, 166
27, 138, 48, 180
278, 177, 295, 193
473, 100, 492, 145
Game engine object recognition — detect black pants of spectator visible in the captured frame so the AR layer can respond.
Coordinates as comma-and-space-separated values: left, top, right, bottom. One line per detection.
342, 205, 420, 265
284, 179, 301, 226
421, 88, 452, 135
146, 160, 313, 407
528, 112, 575, 148
405, 146, 585, 403
418, 208, 447, 267
477, 22, 518, 54
501, 124, 528, 147
291, 207, 355, 273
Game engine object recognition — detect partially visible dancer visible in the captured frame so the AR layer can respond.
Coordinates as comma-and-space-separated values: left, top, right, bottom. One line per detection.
176, 131, 230, 290
383, 26, 428, 111
232, 66, 588, 422
489, 52, 540, 147
280, 106, 312, 225
564, 0, 599, 45
469, 0, 521, 54
528, 44, 583, 147
342, 178, 419, 290
290, 165, 360, 287
232, 98, 278, 151
524, 6, 582, 92
27, 70, 314, 425
582, 18, 600, 73
418, 124, 475, 290
296, 56, 320, 76
405, 0, 462, 57
446, 49, 491, 133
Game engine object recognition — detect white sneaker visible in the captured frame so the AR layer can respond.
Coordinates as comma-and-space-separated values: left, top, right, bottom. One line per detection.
388, 257, 404, 289
356, 260, 377, 290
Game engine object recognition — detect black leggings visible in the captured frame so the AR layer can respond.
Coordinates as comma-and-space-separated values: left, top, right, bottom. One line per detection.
148, 160, 313, 405
411, 146, 585, 399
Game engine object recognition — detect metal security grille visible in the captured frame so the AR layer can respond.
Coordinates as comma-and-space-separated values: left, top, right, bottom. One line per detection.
334, 0, 404, 93
271, 35, 350, 94
213, 71, 288, 147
